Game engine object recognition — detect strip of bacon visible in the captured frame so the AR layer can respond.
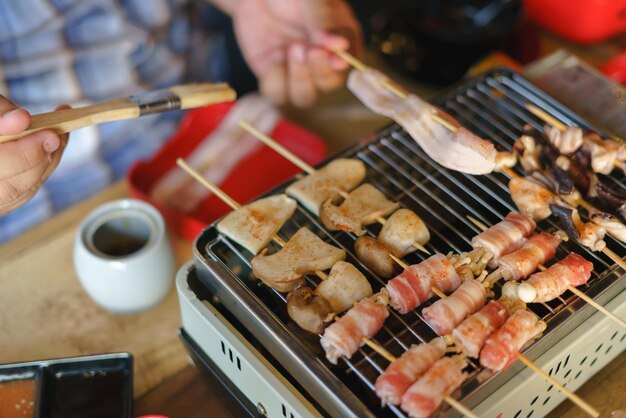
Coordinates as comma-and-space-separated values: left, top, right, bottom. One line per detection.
320, 294, 389, 364
422, 280, 487, 336
386, 254, 461, 314
400, 356, 467, 418
452, 300, 509, 358
519, 253, 593, 303
498, 232, 561, 281
479, 310, 545, 371
374, 338, 447, 406
471, 212, 536, 268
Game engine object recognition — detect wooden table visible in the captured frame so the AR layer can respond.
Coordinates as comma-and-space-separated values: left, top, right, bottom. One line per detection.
2, 30, 626, 417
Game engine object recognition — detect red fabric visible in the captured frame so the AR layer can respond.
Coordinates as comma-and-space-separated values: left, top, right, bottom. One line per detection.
525, 0, 626, 44
128, 102, 327, 241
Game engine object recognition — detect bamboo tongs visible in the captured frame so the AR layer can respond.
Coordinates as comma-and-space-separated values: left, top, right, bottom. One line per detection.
0, 83, 236, 144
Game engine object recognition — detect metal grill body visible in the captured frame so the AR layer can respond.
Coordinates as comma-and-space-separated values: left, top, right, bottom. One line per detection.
192, 69, 626, 418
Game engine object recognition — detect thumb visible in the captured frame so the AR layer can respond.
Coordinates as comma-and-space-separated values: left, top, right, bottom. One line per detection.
0, 96, 31, 135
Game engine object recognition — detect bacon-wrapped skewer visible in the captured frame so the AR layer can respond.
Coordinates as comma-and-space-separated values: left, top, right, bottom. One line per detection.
400, 356, 467, 418
517, 253, 593, 303
386, 254, 461, 314
374, 338, 447, 406
422, 280, 487, 336
470, 211, 536, 268
479, 309, 546, 371
483, 232, 562, 286
452, 299, 510, 358
320, 292, 389, 364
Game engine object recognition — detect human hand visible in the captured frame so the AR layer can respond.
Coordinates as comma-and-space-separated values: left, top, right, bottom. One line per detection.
0, 97, 67, 216
232, 0, 363, 107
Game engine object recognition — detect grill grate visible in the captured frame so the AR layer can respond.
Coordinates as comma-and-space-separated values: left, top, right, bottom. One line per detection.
193, 69, 626, 418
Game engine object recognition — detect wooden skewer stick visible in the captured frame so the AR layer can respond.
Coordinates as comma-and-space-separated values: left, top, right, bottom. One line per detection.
500, 166, 626, 271
331, 49, 459, 133
526, 103, 626, 147
238, 120, 431, 255
179, 158, 478, 418
388, 254, 448, 299
0, 83, 236, 144
466, 215, 626, 330
176, 158, 326, 279
515, 354, 599, 418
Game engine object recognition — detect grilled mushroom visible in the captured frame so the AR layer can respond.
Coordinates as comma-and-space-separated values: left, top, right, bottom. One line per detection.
287, 286, 334, 334
354, 235, 402, 279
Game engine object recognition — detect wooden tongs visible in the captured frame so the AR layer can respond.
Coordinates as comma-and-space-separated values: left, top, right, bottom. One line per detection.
0, 83, 236, 143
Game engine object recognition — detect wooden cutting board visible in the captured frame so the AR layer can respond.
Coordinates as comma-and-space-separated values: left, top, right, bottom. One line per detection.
0, 181, 193, 397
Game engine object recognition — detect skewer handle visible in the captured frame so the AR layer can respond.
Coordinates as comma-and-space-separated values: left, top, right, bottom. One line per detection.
601, 247, 626, 271
0, 83, 236, 143
176, 158, 240, 210
567, 285, 626, 329
515, 353, 599, 417
238, 120, 315, 174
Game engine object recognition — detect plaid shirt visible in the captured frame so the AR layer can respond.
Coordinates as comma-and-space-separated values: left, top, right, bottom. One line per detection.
0, 0, 226, 242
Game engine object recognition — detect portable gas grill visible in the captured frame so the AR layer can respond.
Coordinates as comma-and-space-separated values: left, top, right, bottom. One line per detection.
176, 69, 626, 418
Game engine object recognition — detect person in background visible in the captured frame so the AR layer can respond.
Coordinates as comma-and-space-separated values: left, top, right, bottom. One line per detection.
0, 0, 362, 241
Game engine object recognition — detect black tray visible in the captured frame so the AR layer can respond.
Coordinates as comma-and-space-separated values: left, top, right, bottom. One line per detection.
0, 353, 133, 418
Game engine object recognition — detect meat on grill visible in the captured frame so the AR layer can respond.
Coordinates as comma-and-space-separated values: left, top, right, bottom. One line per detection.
378, 209, 430, 258
471, 211, 536, 268
386, 254, 461, 314
251, 228, 346, 292
347, 68, 497, 175
314, 261, 373, 313
518, 253, 593, 303
320, 292, 389, 364
285, 158, 366, 216
400, 356, 467, 418
544, 125, 583, 155
590, 209, 626, 243
452, 300, 509, 358
509, 177, 560, 222
216, 194, 297, 255
374, 338, 447, 406
479, 310, 546, 371
320, 183, 399, 236
497, 232, 561, 281
422, 280, 487, 336
581, 132, 626, 175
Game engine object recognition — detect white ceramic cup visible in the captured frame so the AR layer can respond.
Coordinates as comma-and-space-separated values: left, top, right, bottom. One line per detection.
74, 199, 176, 314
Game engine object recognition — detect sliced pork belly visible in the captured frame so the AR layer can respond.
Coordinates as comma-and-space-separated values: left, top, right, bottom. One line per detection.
498, 232, 561, 281
375, 338, 446, 405
378, 209, 430, 257
285, 158, 366, 215
386, 254, 461, 314
471, 211, 536, 268
452, 300, 509, 358
479, 310, 546, 371
320, 292, 389, 364
217, 194, 297, 255
518, 253, 593, 303
320, 183, 399, 235
400, 356, 467, 418
251, 228, 345, 292
422, 280, 487, 336
348, 68, 497, 175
